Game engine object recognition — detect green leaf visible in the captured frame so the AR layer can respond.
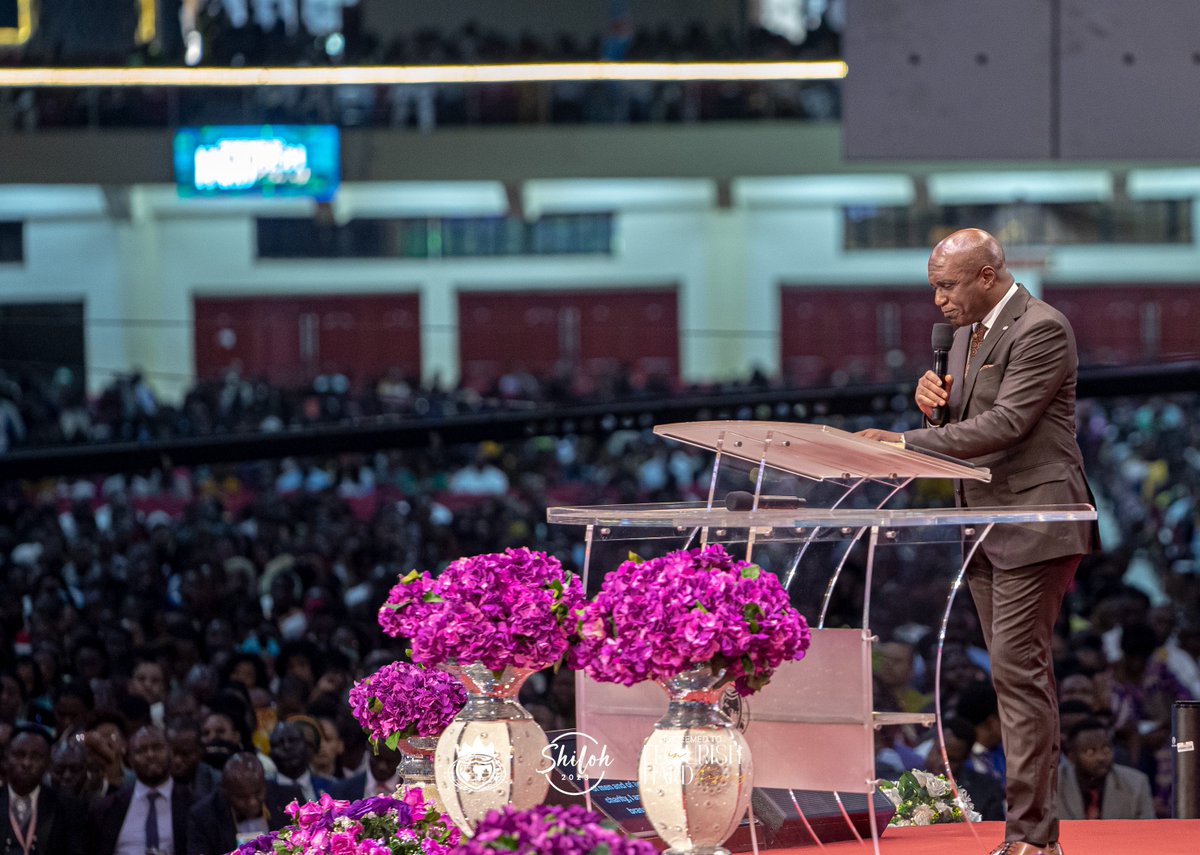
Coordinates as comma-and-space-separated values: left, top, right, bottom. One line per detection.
627, 551, 645, 564
385, 732, 401, 751
401, 569, 420, 584
590, 844, 613, 855
740, 564, 762, 580
369, 697, 383, 713
422, 592, 445, 603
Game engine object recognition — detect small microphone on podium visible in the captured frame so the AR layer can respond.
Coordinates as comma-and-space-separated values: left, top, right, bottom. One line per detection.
725, 491, 806, 512
930, 323, 955, 427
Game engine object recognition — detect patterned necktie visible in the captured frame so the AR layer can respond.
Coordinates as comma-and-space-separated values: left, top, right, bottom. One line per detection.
145, 790, 161, 852
967, 323, 988, 370
11, 795, 31, 834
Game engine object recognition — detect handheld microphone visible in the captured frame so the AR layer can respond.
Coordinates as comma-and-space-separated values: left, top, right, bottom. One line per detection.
725, 491, 807, 512
930, 323, 955, 426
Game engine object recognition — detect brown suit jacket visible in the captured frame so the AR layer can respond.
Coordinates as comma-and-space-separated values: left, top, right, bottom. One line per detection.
904, 285, 1098, 568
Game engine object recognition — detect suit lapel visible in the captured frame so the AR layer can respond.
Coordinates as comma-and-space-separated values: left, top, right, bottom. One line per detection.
32, 787, 56, 854
960, 285, 1031, 412
1060, 763, 1085, 818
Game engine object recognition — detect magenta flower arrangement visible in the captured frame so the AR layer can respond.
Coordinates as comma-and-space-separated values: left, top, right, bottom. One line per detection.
570, 544, 811, 695
454, 805, 658, 855
378, 547, 585, 671
348, 662, 468, 750
229, 788, 460, 855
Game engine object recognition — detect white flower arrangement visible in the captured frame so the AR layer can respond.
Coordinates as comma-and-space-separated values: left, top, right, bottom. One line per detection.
879, 770, 982, 827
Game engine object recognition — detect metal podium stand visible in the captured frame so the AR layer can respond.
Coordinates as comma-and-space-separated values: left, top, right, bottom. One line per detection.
547, 421, 1098, 854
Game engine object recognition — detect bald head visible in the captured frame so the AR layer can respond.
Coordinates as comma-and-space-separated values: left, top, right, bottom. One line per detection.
927, 229, 1015, 326
931, 229, 1009, 279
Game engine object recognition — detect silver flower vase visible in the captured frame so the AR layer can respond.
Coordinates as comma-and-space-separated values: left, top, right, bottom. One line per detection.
397, 736, 444, 813
434, 662, 550, 833
638, 666, 753, 855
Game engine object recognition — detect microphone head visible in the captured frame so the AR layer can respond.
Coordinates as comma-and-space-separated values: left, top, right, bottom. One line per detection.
932, 323, 955, 351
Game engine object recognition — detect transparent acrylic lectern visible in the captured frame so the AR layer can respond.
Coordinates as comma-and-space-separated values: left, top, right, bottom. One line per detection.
547, 421, 1098, 854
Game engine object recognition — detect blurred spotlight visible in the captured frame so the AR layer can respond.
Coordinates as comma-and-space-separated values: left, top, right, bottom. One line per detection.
325, 33, 345, 59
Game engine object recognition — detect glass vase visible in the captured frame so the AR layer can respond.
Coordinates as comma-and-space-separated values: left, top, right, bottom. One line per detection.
638, 666, 753, 855
397, 736, 444, 814
434, 662, 550, 833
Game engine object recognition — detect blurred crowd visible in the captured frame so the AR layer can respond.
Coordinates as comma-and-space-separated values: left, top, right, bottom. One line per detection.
0, 364, 781, 451
0, 384, 1197, 848
1, 17, 841, 131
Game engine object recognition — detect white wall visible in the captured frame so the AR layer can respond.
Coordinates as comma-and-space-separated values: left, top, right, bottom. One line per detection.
4, 181, 1200, 397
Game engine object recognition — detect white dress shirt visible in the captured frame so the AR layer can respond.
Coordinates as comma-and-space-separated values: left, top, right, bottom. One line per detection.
977, 282, 1021, 340
275, 770, 315, 802
115, 778, 174, 855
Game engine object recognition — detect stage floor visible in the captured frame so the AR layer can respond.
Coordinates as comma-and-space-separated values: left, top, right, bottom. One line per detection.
768, 820, 1199, 855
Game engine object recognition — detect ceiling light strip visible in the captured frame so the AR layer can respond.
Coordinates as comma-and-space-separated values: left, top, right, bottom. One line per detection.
0, 61, 847, 88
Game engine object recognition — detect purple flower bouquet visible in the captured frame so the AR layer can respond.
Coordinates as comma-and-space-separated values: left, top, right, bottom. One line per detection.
571, 543, 811, 695
454, 804, 658, 855
349, 662, 468, 751
378, 547, 585, 671
229, 788, 460, 855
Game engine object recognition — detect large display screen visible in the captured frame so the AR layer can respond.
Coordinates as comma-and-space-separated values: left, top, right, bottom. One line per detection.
173, 125, 340, 200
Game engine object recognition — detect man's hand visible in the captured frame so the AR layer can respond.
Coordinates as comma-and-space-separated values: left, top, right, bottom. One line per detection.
915, 370, 952, 420
856, 429, 903, 444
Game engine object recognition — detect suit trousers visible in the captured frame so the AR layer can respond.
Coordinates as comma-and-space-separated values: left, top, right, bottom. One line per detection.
966, 548, 1080, 846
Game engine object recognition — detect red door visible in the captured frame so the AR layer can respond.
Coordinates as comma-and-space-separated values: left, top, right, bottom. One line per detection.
780, 286, 939, 386
457, 288, 679, 391
194, 293, 421, 388
1046, 284, 1200, 365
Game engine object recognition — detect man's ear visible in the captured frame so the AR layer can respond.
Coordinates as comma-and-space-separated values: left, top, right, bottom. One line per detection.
979, 265, 997, 289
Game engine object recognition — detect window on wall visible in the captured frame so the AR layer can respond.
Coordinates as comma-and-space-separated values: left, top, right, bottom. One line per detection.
256, 214, 614, 259
843, 201, 1192, 249
0, 222, 23, 263
0, 302, 85, 384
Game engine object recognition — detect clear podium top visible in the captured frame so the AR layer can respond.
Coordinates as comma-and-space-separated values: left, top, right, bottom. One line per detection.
654, 420, 992, 482
546, 502, 1098, 531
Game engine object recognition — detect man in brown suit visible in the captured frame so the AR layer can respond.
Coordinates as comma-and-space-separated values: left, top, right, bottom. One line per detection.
860, 229, 1098, 855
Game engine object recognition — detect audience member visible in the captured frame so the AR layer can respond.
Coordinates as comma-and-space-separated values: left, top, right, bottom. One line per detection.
2, 725, 86, 853
1057, 718, 1154, 820
339, 744, 401, 800
186, 752, 300, 855
90, 725, 192, 855
926, 716, 1005, 822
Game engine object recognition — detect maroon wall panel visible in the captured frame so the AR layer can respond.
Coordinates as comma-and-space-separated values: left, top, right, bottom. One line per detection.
780, 286, 940, 386
457, 288, 679, 389
194, 293, 421, 388
1045, 285, 1200, 366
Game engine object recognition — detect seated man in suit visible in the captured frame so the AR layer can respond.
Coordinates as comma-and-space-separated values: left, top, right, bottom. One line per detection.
1057, 718, 1154, 820
91, 724, 191, 855
928, 716, 1006, 822
186, 752, 301, 855
339, 744, 401, 800
268, 721, 342, 802
166, 718, 218, 800
2, 724, 86, 854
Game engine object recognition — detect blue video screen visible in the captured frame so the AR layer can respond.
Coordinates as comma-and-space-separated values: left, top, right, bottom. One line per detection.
173, 125, 340, 200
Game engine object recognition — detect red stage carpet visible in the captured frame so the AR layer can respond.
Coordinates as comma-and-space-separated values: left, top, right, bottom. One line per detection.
767, 820, 1199, 855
